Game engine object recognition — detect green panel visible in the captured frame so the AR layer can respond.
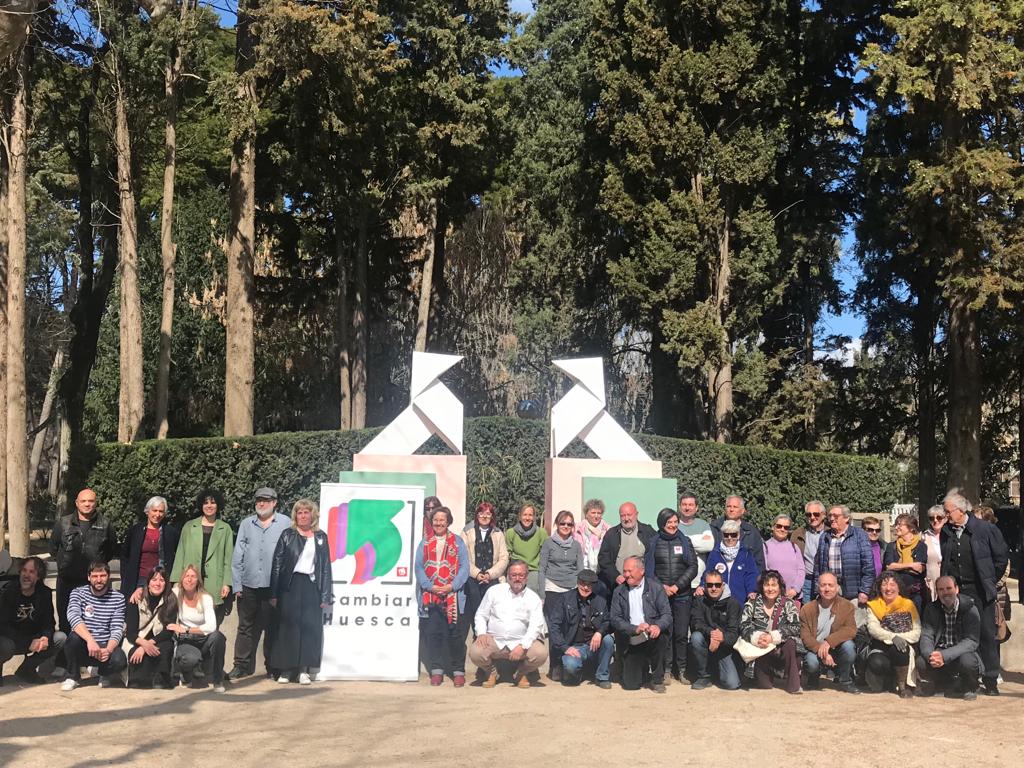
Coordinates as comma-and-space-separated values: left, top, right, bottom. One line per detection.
338, 471, 436, 498
581, 476, 678, 528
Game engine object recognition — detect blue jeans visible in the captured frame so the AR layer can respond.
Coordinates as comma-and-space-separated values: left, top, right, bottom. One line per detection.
561, 634, 614, 683
689, 631, 740, 690
801, 575, 814, 605
803, 639, 856, 684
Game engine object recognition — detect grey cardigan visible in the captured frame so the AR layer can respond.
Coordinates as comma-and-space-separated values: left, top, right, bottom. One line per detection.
538, 535, 584, 591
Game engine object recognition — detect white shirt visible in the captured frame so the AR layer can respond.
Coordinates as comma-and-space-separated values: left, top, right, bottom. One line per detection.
628, 579, 646, 625
474, 582, 546, 650
294, 535, 315, 575
174, 590, 216, 634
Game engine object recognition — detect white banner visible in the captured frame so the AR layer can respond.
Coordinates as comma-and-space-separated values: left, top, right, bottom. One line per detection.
318, 482, 423, 680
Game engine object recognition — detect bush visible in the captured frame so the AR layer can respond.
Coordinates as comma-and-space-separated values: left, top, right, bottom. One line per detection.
85, 417, 902, 536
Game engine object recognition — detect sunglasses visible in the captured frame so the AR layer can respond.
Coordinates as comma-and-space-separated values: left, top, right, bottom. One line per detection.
557, 522, 573, 528
705, 582, 724, 589
774, 524, 791, 531
722, 533, 740, 540
929, 516, 945, 522
864, 527, 881, 533
807, 511, 823, 517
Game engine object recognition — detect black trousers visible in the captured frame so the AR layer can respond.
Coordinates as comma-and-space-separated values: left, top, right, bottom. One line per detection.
972, 594, 1000, 682
665, 595, 692, 677
270, 576, 324, 673
56, 577, 87, 635
176, 631, 226, 684
127, 638, 174, 687
619, 632, 666, 690
0, 632, 65, 673
460, 578, 496, 641
421, 604, 466, 676
232, 586, 277, 675
64, 633, 127, 680
543, 590, 572, 673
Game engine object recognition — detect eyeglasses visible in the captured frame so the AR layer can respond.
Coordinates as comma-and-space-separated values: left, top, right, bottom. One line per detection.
864, 527, 881, 533
557, 522, 573, 528
774, 524, 791, 531
721, 533, 739, 540
705, 582, 724, 589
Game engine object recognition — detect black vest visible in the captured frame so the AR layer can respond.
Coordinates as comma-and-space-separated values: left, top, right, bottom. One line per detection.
946, 529, 978, 597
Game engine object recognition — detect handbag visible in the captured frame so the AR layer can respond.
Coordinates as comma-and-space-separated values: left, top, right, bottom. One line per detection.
734, 635, 776, 663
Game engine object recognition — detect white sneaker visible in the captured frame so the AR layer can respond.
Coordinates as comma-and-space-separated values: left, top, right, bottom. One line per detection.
213, 683, 226, 693
60, 678, 78, 692
86, 665, 98, 677
298, 673, 312, 686
276, 675, 290, 684
98, 676, 112, 689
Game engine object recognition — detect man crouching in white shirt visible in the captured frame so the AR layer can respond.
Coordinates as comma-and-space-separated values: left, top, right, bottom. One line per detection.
469, 560, 547, 688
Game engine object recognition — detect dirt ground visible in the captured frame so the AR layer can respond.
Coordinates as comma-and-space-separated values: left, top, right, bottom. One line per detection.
2, 569, 1022, 767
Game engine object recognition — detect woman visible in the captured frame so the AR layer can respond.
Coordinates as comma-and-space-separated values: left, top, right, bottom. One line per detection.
974, 505, 1012, 645
702, 520, 759, 602
644, 508, 696, 683
127, 567, 178, 689
172, 489, 235, 627
882, 513, 928, 612
421, 496, 443, 540
121, 496, 179, 643
170, 564, 227, 693
574, 499, 610, 574
505, 504, 548, 595
763, 514, 804, 603
460, 502, 509, 641
922, 504, 945, 601
270, 499, 332, 685
415, 506, 470, 686
538, 510, 584, 681
864, 570, 921, 698
739, 570, 803, 694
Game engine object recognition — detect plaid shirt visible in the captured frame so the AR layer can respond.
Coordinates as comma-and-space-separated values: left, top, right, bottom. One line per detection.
828, 531, 847, 578
938, 597, 959, 649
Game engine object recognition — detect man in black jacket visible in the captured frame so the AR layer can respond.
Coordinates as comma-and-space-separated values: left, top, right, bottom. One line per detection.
49, 488, 118, 633
548, 569, 614, 688
0, 557, 65, 684
611, 556, 671, 692
917, 575, 982, 699
710, 495, 766, 573
689, 571, 742, 690
597, 502, 656, 595
939, 491, 1008, 696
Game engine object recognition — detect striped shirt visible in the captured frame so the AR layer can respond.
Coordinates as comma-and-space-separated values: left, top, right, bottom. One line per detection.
67, 585, 126, 645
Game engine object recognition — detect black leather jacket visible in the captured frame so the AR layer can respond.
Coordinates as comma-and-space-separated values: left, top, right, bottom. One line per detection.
49, 513, 118, 580
270, 528, 332, 605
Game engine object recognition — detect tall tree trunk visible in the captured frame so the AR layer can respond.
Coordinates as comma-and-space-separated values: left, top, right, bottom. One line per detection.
6, 47, 30, 557
224, 0, 257, 437
414, 197, 437, 352
914, 282, 937, 519
0, 118, 8, 549
114, 67, 144, 443
947, 293, 981, 502
710, 209, 733, 443
155, 23, 185, 439
336, 205, 351, 430
649, 323, 682, 437
29, 347, 63, 493
351, 206, 368, 429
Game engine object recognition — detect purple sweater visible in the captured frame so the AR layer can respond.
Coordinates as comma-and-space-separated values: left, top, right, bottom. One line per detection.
764, 538, 805, 599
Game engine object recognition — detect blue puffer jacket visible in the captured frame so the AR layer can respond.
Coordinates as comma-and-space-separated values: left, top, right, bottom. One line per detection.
812, 526, 874, 600
703, 546, 759, 599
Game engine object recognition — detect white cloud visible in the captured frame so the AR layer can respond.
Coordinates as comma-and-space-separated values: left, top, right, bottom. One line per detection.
815, 338, 863, 366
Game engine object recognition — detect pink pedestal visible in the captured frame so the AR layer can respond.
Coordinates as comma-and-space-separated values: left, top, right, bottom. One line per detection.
544, 457, 662, 530
353, 453, 468, 530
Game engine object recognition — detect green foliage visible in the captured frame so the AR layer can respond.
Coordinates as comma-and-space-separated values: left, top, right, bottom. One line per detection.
86, 416, 901, 537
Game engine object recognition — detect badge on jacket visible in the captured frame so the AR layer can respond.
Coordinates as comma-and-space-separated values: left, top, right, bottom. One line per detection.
673, 546, 683, 554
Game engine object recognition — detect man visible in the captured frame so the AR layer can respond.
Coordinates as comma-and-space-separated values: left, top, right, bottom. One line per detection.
61, 561, 127, 690
0, 557, 66, 684
710, 495, 766, 573
688, 570, 741, 690
812, 505, 874, 604
678, 492, 714, 589
469, 560, 548, 688
940, 491, 1008, 696
548, 569, 613, 688
49, 488, 118, 633
799, 572, 859, 693
228, 487, 292, 680
610, 556, 671, 692
597, 502, 655, 595
862, 515, 886, 578
917, 575, 982, 700
792, 500, 828, 603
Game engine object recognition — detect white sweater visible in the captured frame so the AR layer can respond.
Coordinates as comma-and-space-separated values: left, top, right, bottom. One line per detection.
174, 589, 216, 633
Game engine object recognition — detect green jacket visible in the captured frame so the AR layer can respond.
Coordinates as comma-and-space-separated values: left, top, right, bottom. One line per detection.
505, 526, 548, 571
171, 518, 234, 605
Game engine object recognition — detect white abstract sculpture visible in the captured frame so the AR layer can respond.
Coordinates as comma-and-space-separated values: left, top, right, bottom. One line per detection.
550, 358, 651, 461
360, 352, 464, 454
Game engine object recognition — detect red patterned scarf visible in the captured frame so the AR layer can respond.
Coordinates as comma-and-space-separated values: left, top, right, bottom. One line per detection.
422, 533, 460, 624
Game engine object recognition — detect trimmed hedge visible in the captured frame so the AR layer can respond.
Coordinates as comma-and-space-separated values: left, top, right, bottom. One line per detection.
85, 416, 902, 537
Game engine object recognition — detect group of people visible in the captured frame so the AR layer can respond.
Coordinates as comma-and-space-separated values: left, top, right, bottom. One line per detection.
0, 486, 332, 691
415, 490, 1012, 698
